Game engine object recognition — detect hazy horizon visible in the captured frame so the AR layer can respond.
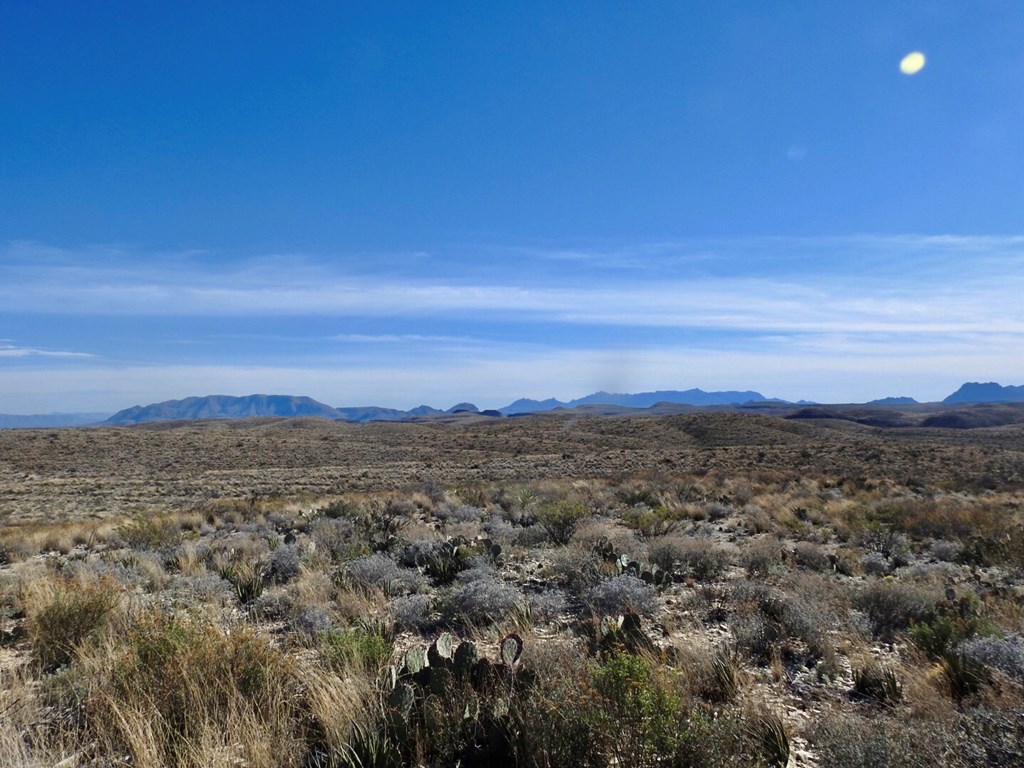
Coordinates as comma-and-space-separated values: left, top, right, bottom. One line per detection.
3, 3, 1023, 413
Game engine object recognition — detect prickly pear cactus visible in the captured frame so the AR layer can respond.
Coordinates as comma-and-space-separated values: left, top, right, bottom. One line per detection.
387, 681, 416, 716
594, 537, 616, 561
621, 612, 642, 635
492, 696, 511, 718
597, 610, 655, 655
454, 640, 479, 676
500, 633, 524, 667
429, 665, 454, 696
472, 656, 495, 690
429, 632, 456, 668
403, 646, 428, 676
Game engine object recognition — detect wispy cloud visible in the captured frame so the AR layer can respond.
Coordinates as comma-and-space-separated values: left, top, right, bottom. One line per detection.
0, 341, 95, 359
2, 235, 1022, 411
3, 240, 1023, 339
328, 333, 482, 344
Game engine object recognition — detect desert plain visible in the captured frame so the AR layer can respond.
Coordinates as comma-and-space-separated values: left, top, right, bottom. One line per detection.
1, 409, 1022, 766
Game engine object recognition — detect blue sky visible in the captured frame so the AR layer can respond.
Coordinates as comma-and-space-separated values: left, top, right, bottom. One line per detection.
2, 2, 1023, 413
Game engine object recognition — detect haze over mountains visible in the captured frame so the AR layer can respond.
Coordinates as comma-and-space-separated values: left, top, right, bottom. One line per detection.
0, 413, 111, 429
2, 382, 1024, 429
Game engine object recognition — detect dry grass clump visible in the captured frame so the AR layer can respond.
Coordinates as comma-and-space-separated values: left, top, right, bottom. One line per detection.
8, 600, 387, 766
741, 537, 784, 576
74, 611, 308, 767
807, 709, 957, 768
0, 522, 94, 562
546, 544, 611, 596
854, 580, 940, 641
20, 571, 122, 672
682, 539, 734, 582
574, 516, 643, 560
791, 541, 831, 572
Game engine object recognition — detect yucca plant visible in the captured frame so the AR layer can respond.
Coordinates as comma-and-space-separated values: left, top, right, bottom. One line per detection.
710, 645, 742, 702
218, 560, 269, 603
748, 710, 790, 768
852, 662, 903, 706
335, 719, 400, 768
941, 650, 988, 703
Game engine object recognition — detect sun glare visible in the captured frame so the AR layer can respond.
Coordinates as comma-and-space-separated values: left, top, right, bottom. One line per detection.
899, 51, 926, 75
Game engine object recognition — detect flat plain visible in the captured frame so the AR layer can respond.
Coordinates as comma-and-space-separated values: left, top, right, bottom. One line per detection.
3, 411, 1022, 521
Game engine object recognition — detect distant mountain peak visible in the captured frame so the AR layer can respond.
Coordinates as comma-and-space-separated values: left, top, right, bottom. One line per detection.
500, 397, 569, 415
104, 394, 341, 425
943, 382, 1024, 404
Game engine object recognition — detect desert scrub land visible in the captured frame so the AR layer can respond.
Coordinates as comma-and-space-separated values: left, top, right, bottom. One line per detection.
1, 412, 1023, 766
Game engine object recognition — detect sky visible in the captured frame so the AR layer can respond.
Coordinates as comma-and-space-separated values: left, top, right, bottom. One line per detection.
2, 1, 1023, 413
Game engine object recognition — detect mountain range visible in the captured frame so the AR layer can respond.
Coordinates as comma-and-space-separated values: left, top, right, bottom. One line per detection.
103, 396, 485, 426
99, 389, 774, 425
1, 382, 1023, 428
501, 388, 775, 414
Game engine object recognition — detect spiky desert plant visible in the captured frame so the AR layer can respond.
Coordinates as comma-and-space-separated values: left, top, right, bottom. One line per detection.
941, 650, 988, 703
852, 662, 903, 706
747, 710, 790, 768
219, 559, 269, 603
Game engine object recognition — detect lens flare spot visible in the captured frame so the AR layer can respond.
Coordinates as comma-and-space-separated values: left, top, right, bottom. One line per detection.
899, 51, 926, 75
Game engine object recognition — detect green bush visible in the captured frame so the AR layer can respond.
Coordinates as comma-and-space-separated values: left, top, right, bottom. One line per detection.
593, 652, 684, 766
622, 505, 685, 539
536, 500, 590, 546
115, 515, 183, 552
909, 592, 987, 658
320, 625, 393, 675
855, 581, 937, 640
